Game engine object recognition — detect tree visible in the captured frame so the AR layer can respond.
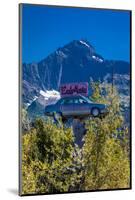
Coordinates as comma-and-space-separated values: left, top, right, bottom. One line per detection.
21, 82, 130, 194
22, 119, 82, 194
81, 82, 130, 190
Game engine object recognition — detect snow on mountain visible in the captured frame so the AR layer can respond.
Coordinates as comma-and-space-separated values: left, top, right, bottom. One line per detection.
30, 89, 60, 107
79, 40, 90, 48
79, 40, 104, 63
27, 89, 61, 118
39, 89, 60, 104
26, 96, 38, 107
92, 55, 104, 63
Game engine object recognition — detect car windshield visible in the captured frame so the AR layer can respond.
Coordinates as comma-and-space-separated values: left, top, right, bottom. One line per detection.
80, 95, 93, 103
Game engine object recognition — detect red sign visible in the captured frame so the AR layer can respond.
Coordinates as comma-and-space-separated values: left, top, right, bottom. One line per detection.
60, 82, 88, 97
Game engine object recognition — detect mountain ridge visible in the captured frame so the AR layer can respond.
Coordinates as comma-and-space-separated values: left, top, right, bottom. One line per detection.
22, 39, 130, 105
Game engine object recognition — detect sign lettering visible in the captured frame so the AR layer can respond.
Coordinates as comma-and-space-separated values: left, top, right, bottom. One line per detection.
60, 82, 88, 97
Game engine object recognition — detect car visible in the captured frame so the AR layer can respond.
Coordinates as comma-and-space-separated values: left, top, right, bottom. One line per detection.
44, 95, 108, 120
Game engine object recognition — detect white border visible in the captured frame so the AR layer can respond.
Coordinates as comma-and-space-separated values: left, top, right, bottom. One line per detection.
0, 0, 134, 199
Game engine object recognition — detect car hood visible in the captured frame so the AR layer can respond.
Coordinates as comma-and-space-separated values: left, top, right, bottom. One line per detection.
45, 104, 54, 112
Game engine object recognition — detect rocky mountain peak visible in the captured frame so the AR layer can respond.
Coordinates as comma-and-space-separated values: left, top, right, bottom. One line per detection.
22, 40, 130, 106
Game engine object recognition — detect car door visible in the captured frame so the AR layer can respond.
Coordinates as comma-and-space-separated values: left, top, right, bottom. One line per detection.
60, 98, 74, 116
73, 97, 90, 116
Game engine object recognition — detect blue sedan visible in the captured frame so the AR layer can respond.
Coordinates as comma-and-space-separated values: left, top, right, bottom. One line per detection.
45, 95, 108, 120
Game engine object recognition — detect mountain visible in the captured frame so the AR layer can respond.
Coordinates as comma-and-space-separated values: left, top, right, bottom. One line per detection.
27, 90, 60, 118
22, 40, 130, 106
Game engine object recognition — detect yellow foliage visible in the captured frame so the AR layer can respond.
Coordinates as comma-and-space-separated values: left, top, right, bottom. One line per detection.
21, 82, 130, 194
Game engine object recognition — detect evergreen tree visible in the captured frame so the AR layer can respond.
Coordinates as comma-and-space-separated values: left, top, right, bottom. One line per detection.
81, 82, 130, 190
21, 82, 130, 194
22, 119, 81, 194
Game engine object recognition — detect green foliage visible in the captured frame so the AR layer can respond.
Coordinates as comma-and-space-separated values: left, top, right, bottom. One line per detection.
21, 82, 130, 194
81, 82, 130, 190
82, 118, 130, 190
22, 119, 82, 194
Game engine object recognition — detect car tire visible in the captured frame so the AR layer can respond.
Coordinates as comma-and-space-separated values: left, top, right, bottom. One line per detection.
91, 107, 100, 117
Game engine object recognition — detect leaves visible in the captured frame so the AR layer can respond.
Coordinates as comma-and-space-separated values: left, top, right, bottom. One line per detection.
21, 82, 130, 194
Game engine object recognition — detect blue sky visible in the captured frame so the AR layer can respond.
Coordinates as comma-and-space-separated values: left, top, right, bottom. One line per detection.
22, 4, 130, 63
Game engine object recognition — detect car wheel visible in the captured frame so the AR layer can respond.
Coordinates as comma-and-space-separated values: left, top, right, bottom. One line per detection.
91, 108, 100, 117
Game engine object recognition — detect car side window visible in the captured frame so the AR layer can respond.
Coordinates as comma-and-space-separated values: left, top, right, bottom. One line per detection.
74, 98, 79, 104
61, 99, 73, 105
